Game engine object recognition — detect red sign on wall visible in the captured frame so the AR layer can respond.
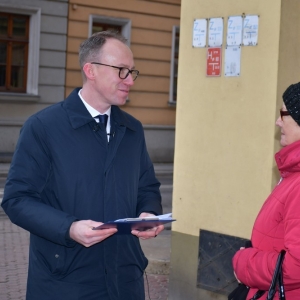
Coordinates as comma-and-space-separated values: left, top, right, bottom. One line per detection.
206, 47, 221, 77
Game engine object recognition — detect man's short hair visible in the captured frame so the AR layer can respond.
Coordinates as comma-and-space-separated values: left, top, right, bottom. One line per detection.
79, 30, 128, 70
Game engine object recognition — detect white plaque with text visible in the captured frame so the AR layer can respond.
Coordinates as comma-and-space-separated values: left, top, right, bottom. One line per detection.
243, 15, 259, 46
224, 46, 241, 77
227, 16, 243, 46
208, 17, 223, 47
193, 19, 207, 47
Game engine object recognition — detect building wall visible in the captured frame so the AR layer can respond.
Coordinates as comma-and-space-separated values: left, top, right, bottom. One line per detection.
66, 0, 180, 162
169, 0, 300, 298
0, 0, 68, 162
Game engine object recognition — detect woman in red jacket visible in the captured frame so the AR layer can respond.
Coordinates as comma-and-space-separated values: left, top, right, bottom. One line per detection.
233, 82, 300, 299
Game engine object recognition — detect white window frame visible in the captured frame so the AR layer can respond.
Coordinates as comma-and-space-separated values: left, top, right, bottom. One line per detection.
0, 4, 41, 96
169, 26, 179, 105
89, 15, 131, 46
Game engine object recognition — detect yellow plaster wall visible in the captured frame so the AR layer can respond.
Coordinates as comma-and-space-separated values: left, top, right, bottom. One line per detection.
172, 0, 283, 239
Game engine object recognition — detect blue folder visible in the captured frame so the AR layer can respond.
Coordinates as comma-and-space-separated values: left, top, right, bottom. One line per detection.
92, 217, 176, 234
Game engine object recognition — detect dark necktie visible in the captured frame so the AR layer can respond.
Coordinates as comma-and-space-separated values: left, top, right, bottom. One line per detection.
96, 114, 108, 129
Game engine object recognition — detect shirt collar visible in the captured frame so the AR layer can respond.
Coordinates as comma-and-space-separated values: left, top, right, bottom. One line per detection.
78, 89, 111, 118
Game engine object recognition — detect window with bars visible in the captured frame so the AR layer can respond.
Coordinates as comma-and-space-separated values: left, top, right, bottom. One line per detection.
92, 23, 122, 35
0, 12, 29, 93
89, 15, 131, 45
169, 26, 179, 105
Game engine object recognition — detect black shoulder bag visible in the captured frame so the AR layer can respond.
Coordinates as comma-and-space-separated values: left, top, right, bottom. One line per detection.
228, 250, 286, 300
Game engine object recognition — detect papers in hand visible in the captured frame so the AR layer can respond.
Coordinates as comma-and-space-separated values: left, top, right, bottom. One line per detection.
92, 213, 175, 234
114, 213, 173, 222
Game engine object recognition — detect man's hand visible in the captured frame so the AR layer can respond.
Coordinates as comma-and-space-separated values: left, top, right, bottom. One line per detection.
69, 220, 117, 247
131, 212, 164, 240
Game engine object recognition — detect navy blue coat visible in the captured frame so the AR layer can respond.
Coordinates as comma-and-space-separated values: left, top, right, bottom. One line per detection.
2, 88, 162, 300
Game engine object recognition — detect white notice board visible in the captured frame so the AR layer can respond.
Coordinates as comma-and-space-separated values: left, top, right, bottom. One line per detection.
227, 16, 243, 46
243, 15, 259, 46
224, 46, 241, 77
193, 19, 207, 47
208, 17, 223, 47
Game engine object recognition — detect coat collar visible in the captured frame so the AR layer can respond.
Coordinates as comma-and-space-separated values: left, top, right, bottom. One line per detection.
275, 139, 300, 178
63, 88, 136, 131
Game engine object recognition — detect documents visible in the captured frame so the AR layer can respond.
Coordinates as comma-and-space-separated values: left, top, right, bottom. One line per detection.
93, 213, 175, 234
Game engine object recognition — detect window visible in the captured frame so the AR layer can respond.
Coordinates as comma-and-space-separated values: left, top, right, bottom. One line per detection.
89, 16, 132, 101
0, 12, 29, 93
0, 5, 41, 98
89, 15, 131, 45
169, 26, 179, 105
92, 23, 122, 35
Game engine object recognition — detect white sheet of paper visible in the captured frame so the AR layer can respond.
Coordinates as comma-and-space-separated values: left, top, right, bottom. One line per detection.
115, 213, 173, 222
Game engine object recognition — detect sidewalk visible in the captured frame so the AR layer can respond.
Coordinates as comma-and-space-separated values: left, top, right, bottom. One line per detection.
0, 211, 29, 300
142, 230, 171, 300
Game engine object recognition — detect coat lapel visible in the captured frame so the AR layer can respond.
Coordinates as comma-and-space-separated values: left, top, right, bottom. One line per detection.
104, 106, 136, 172
62, 88, 138, 172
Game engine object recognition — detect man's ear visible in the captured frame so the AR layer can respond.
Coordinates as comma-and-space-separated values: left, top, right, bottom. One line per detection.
82, 63, 95, 80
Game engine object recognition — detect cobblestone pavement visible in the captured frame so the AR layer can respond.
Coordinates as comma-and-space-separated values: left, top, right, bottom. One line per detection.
0, 210, 28, 300
0, 210, 169, 300
144, 272, 169, 300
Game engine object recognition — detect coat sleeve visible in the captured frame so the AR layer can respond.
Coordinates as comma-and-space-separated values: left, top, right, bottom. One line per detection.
1, 116, 77, 247
135, 130, 162, 217
233, 183, 300, 291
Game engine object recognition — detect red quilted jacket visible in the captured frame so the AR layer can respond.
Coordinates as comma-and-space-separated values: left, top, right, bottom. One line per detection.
233, 140, 300, 299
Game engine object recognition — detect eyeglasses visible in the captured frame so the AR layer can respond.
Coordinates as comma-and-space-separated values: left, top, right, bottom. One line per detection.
280, 108, 290, 120
90, 62, 139, 81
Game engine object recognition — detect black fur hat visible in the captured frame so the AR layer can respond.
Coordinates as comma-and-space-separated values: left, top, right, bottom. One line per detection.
283, 82, 300, 125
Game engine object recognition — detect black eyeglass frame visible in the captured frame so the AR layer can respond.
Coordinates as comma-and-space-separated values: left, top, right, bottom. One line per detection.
90, 62, 139, 81
280, 108, 290, 120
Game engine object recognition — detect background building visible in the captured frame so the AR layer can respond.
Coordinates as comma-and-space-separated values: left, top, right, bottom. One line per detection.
0, 0, 180, 163
0, 0, 68, 162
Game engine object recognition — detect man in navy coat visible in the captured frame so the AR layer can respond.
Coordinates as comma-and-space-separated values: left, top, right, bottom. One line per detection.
1, 31, 164, 300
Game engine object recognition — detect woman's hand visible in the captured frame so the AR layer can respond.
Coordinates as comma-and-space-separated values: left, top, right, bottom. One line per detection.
234, 271, 241, 283
233, 247, 245, 283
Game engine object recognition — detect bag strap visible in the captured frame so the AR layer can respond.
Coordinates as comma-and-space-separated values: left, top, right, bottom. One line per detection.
278, 265, 286, 300
251, 290, 265, 299
266, 250, 286, 300
250, 250, 286, 300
